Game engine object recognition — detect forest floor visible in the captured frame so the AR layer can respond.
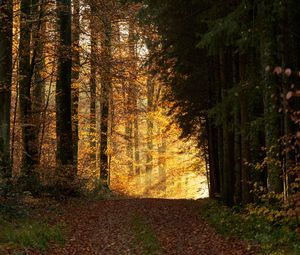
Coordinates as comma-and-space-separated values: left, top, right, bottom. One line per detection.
3, 198, 255, 255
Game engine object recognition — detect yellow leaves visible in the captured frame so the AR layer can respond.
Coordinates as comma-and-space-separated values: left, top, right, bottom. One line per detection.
246, 203, 285, 223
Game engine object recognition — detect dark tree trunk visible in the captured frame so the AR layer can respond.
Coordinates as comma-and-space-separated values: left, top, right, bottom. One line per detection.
99, 15, 112, 189
239, 55, 252, 204
0, 0, 13, 178
56, 0, 74, 176
207, 119, 220, 198
207, 58, 219, 198
214, 55, 223, 196
19, 0, 40, 177
32, 0, 46, 165
233, 54, 242, 204
220, 50, 235, 206
281, 0, 300, 196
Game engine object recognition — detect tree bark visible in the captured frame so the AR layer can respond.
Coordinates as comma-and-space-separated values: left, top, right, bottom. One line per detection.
220, 50, 235, 206
32, 0, 46, 166
56, 0, 74, 176
233, 56, 243, 204
128, 21, 140, 179
90, 11, 97, 170
158, 129, 167, 195
146, 76, 154, 186
19, 0, 40, 177
0, 0, 13, 178
99, 15, 112, 189
259, 1, 283, 193
72, 0, 80, 174
239, 55, 252, 204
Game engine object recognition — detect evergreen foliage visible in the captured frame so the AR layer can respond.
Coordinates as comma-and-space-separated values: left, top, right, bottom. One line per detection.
133, 0, 300, 219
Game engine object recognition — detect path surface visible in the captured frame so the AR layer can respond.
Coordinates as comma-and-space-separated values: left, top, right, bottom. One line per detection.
42, 199, 253, 255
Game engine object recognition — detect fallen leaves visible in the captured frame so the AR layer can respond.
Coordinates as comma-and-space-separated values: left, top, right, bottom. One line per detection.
23, 199, 253, 255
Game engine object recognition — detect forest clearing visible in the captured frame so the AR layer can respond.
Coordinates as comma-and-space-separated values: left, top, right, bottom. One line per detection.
1, 0, 300, 254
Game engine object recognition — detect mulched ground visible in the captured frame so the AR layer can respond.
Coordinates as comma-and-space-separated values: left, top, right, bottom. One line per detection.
28, 199, 255, 255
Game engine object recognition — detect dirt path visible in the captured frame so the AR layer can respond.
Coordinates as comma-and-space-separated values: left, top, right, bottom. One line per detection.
40, 199, 253, 255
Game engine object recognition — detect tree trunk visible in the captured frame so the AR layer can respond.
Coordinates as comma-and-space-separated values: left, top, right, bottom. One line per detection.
56, 0, 74, 176
220, 50, 235, 206
90, 12, 97, 170
128, 21, 140, 179
133, 107, 140, 176
207, 120, 220, 197
32, 0, 46, 165
125, 21, 134, 177
233, 94, 242, 203
240, 88, 252, 203
125, 79, 133, 175
207, 58, 219, 198
99, 15, 112, 189
19, 0, 40, 178
281, 0, 300, 196
231, 53, 241, 204
146, 76, 154, 188
72, 0, 80, 174
158, 129, 167, 195
239, 55, 252, 204
0, 0, 13, 178
259, 1, 283, 193
214, 55, 223, 196
125, 101, 134, 174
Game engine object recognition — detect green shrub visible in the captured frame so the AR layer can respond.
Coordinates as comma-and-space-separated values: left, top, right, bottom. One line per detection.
0, 218, 65, 251
200, 199, 300, 255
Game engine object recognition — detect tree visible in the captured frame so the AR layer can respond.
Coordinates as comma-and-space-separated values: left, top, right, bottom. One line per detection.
99, 14, 112, 188
19, 0, 40, 179
56, 0, 74, 176
89, 8, 97, 170
258, 0, 283, 193
72, 0, 80, 173
146, 75, 154, 187
128, 20, 141, 179
0, 0, 13, 178
32, 0, 46, 165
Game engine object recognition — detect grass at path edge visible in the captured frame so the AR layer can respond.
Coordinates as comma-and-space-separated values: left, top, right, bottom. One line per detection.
131, 215, 162, 255
199, 199, 300, 255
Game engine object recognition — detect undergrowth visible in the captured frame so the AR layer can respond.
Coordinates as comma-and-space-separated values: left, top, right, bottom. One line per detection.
0, 217, 65, 252
200, 199, 300, 255
0, 192, 66, 253
0, 180, 122, 254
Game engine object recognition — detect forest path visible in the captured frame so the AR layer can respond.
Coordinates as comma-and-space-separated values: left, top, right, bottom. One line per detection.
43, 199, 252, 255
